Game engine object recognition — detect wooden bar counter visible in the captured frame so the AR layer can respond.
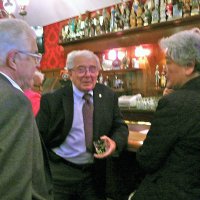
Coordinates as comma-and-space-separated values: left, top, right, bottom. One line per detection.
127, 121, 150, 151
120, 108, 153, 152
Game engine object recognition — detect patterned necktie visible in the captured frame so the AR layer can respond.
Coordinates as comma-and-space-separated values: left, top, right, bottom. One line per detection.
82, 93, 93, 152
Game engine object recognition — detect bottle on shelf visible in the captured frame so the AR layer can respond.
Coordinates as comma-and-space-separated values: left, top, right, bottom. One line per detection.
112, 50, 121, 70
113, 75, 123, 89
104, 75, 111, 87
98, 73, 104, 84
121, 50, 130, 69
102, 54, 112, 71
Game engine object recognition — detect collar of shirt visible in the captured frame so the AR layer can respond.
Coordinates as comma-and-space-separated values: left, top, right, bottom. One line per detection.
0, 72, 23, 92
72, 83, 93, 100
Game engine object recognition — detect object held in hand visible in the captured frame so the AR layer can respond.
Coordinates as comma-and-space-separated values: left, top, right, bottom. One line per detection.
93, 139, 106, 154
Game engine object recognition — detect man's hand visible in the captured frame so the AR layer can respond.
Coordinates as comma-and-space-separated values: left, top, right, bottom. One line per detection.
94, 135, 116, 159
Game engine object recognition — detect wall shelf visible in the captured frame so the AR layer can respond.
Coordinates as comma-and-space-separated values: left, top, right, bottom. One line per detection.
60, 15, 200, 54
100, 68, 141, 74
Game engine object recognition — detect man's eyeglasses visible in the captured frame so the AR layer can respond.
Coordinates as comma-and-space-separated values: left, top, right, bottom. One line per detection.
73, 65, 98, 76
18, 51, 42, 65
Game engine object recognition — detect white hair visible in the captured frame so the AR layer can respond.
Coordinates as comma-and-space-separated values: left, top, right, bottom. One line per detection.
65, 50, 101, 70
0, 18, 36, 65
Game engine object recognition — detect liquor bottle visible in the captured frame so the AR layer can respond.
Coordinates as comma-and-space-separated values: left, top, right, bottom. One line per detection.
98, 73, 104, 84
112, 50, 121, 70
121, 50, 130, 69
104, 76, 111, 87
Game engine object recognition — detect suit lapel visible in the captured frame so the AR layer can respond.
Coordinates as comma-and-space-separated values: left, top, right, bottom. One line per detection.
62, 84, 74, 136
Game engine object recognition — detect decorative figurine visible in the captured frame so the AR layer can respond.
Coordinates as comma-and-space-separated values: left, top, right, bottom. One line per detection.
130, 6, 137, 28
84, 11, 91, 37
183, 0, 191, 17
160, 0, 167, 22
76, 15, 84, 38
173, 0, 183, 19
115, 4, 123, 31
61, 25, 69, 42
95, 11, 102, 36
90, 17, 96, 37
191, 0, 200, 16
160, 65, 167, 88
133, 0, 140, 14
136, 4, 144, 27
121, 1, 131, 30
68, 18, 76, 40
152, 0, 160, 24
166, 0, 173, 21
110, 6, 116, 32
155, 65, 160, 88
102, 8, 110, 34
143, 3, 152, 26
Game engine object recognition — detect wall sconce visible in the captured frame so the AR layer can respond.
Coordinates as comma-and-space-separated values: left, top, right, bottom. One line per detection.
135, 46, 151, 58
2, 0, 16, 17
16, 0, 30, 16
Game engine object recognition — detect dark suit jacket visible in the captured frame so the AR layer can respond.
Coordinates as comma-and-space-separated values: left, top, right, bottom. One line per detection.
133, 76, 200, 200
36, 81, 128, 192
0, 74, 53, 199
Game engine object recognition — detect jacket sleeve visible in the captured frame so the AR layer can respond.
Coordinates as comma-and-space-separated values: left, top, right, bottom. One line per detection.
110, 92, 129, 154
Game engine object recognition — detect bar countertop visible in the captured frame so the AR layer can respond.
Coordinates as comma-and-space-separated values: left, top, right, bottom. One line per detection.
127, 122, 150, 152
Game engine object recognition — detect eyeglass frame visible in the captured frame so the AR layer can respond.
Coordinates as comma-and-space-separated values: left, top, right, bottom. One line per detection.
71, 65, 99, 76
17, 50, 42, 65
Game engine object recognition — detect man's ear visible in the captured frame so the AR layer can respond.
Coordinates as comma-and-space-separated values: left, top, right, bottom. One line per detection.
185, 62, 195, 76
7, 51, 17, 70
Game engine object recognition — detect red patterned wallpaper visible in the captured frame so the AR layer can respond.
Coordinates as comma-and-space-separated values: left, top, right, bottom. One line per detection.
40, 22, 66, 70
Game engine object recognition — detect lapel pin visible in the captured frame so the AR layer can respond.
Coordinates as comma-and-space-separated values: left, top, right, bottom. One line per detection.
99, 94, 102, 98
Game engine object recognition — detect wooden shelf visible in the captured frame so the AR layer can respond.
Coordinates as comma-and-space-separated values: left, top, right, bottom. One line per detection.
100, 68, 141, 74
60, 15, 200, 54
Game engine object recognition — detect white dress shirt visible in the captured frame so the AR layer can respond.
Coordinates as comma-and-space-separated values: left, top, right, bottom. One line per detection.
53, 84, 94, 164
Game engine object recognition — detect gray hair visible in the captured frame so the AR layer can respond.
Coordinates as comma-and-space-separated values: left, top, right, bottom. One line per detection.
159, 28, 200, 71
65, 50, 101, 70
0, 18, 36, 65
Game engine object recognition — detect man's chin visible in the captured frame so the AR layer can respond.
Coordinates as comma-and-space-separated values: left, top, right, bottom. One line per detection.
82, 85, 94, 91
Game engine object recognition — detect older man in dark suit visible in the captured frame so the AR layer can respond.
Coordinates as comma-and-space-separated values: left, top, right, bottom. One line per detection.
0, 19, 53, 199
36, 50, 129, 200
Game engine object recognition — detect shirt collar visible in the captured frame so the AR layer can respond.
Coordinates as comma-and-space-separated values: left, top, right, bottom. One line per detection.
72, 83, 93, 99
0, 72, 23, 92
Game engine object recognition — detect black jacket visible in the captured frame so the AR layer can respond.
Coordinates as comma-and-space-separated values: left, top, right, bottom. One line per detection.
133, 76, 200, 200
